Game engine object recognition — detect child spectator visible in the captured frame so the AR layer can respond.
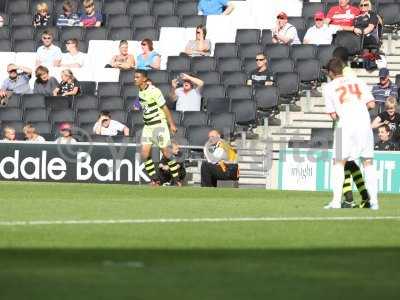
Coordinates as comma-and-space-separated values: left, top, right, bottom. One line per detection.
23, 124, 46, 142
372, 96, 400, 144
34, 66, 59, 96
159, 141, 186, 186
80, 0, 103, 28
55, 122, 77, 144
2, 127, 17, 142
374, 125, 397, 151
33, 2, 50, 27
57, 0, 80, 27
53, 69, 80, 96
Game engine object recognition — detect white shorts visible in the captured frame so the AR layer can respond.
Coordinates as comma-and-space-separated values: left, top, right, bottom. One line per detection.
333, 125, 374, 161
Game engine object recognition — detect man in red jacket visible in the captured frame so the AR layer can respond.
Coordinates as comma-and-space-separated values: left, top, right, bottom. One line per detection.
325, 0, 360, 27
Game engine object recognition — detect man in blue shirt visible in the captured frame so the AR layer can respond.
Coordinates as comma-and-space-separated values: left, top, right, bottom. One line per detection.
372, 68, 398, 113
198, 0, 234, 16
0, 64, 32, 95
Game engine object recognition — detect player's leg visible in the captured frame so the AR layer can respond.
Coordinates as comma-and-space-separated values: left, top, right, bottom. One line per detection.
347, 160, 370, 201
141, 126, 159, 184
361, 158, 378, 210
201, 161, 216, 187
342, 162, 355, 207
325, 159, 346, 209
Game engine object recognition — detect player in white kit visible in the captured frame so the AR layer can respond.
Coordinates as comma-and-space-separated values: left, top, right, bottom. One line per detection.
323, 58, 379, 210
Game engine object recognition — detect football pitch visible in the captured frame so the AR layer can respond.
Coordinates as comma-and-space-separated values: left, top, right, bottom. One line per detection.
0, 182, 399, 300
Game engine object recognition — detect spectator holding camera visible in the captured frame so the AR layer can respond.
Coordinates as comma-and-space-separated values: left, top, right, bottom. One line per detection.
184, 25, 211, 57
372, 97, 400, 144
170, 73, 204, 112
93, 111, 129, 137
0, 64, 32, 97
272, 12, 300, 45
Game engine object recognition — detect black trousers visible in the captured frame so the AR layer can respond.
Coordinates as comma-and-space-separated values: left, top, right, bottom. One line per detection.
201, 162, 239, 187
159, 165, 186, 184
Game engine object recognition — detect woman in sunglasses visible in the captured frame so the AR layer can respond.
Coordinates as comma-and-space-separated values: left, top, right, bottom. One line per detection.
352, 0, 380, 51
136, 39, 161, 70
184, 25, 211, 57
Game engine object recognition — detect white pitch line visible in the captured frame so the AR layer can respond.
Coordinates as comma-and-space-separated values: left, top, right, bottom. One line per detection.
0, 216, 399, 226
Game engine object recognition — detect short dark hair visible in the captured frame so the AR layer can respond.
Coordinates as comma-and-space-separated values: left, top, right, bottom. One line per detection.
41, 30, 53, 38
67, 38, 79, 47
332, 47, 349, 65
100, 110, 111, 118
135, 69, 148, 79
327, 58, 344, 76
196, 25, 207, 37
141, 38, 153, 51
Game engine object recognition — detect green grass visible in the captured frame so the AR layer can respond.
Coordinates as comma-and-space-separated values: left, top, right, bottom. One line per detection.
0, 182, 400, 300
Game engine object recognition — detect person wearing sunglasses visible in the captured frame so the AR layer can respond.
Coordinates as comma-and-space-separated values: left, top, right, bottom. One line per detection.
184, 25, 211, 57
36, 31, 62, 68
304, 11, 342, 45
272, 12, 300, 45
136, 39, 161, 70
60, 39, 86, 68
55, 123, 77, 144
0, 64, 32, 99
247, 54, 273, 87
352, 0, 380, 50
198, 0, 234, 16
79, 0, 103, 28
325, 0, 360, 27
56, 0, 80, 27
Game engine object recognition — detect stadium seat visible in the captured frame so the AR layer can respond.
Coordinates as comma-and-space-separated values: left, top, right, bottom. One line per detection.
157, 15, 180, 28
287, 17, 306, 32
209, 112, 235, 137
196, 71, 221, 85
202, 84, 226, 100
133, 27, 159, 41
310, 128, 334, 148
295, 58, 321, 83
21, 94, 46, 109
74, 95, 98, 111
230, 99, 257, 126
260, 29, 273, 45
205, 97, 230, 114
4, 94, 21, 108
171, 110, 183, 125
214, 43, 238, 58
147, 70, 169, 84
182, 111, 208, 127
235, 29, 260, 44
317, 45, 336, 68
108, 27, 134, 40
121, 83, 139, 99
227, 85, 253, 101
50, 109, 75, 124
290, 45, 317, 61
254, 86, 279, 114
334, 31, 362, 56
103, 0, 127, 16
97, 82, 122, 97
175, 2, 198, 16
167, 56, 191, 72
31, 121, 52, 137
6, 0, 30, 14
242, 58, 256, 74
302, 2, 325, 19
0, 27, 10, 40
275, 72, 300, 103
10, 13, 32, 27
186, 125, 213, 146
45, 96, 73, 110
85, 28, 109, 40
99, 96, 125, 111
13, 39, 36, 52
217, 57, 242, 73
377, 3, 400, 27
0, 40, 12, 51
132, 15, 156, 28
107, 14, 131, 28
127, 1, 151, 16
191, 57, 216, 73
77, 109, 99, 126
24, 108, 49, 122
108, 109, 127, 124
269, 58, 294, 74
12, 26, 35, 41
119, 70, 135, 85
181, 15, 206, 27
238, 43, 263, 59
221, 71, 247, 87
79, 81, 97, 95
60, 27, 84, 42
156, 82, 172, 100
264, 44, 290, 59
130, 111, 144, 127
152, 1, 175, 16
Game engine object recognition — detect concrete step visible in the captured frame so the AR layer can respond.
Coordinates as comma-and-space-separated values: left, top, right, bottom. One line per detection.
290, 120, 332, 128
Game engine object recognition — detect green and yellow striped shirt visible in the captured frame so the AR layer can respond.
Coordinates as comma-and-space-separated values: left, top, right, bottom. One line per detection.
138, 85, 167, 126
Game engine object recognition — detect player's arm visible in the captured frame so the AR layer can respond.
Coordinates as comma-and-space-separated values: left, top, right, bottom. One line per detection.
328, 112, 338, 121
162, 105, 177, 134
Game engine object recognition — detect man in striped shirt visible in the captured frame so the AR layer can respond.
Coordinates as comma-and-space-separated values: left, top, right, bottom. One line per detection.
134, 70, 181, 186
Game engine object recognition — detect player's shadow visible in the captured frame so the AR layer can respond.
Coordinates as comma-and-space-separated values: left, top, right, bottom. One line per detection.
0, 248, 399, 299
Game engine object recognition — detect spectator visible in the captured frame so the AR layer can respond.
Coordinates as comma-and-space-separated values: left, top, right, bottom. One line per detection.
159, 141, 186, 186
184, 25, 211, 57
304, 11, 341, 45
136, 39, 161, 70
23, 124, 46, 142
56, 0, 80, 27
170, 73, 204, 112
372, 68, 398, 112
272, 12, 301, 45
0, 15, 4, 27
374, 125, 397, 151
80, 0, 102, 28
60, 39, 86, 68
36, 31, 62, 68
33, 2, 50, 27
201, 129, 239, 187
372, 96, 400, 143
33, 65, 59, 95
109, 40, 135, 70
325, 0, 360, 27
93, 111, 129, 136
52, 69, 80, 96
2, 127, 16, 142
198, 0, 234, 16
55, 122, 77, 144
0, 64, 32, 96
353, 0, 380, 51
247, 53, 273, 87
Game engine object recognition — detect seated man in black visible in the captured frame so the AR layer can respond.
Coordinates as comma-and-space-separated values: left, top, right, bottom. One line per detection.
201, 130, 239, 187
247, 53, 273, 87
374, 125, 397, 151
353, 0, 380, 51
159, 140, 186, 186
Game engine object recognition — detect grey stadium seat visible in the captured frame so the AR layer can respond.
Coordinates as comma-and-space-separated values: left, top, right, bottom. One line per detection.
264, 44, 290, 59
214, 43, 238, 58
209, 112, 235, 137
242, 58, 256, 74
85, 28, 109, 40
191, 57, 216, 73
0, 40, 12, 51
186, 125, 214, 146
152, 1, 175, 16
10, 13, 32, 27
107, 14, 131, 28
103, 0, 127, 15
45, 96, 72, 110
50, 109, 75, 124
21, 94, 46, 109
181, 15, 206, 27
148, 70, 169, 84
99, 96, 125, 111
206, 97, 230, 114
227, 85, 253, 101
122, 83, 139, 100
156, 15, 180, 27
231, 99, 257, 126
6, 0, 30, 14
24, 108, 49, 122
334, 31, 362, 56
133, 27, 159, 41
13, 39, 36, 52
196, 71, 221, 85
302, 2, 325, 19
269, 58, 294, 74
182, 111, 208, 127
108, 110, 127, 124
378, 3, 400, 27
261, 29, 273, 45
0, 27, 10, 40
130, 111, 144, 127
290, 44, 317, 61
202, 84, 226, 100
127, 1, 151, 16
217, 57, 242, 73
235, 29, 260, 44
275, 72, 300, 103
108, 27, 133, 40
79, 81, 97, 95
175, 2, 198, 16
295, 58, 321, 83
5, 94, 21, 108
171, 110, 183, 125
97, 82, 121, 97
317, 45, 336, 68
119, 70, 135, 85
59, 27, 84, 42
167, 56, 191, 72
132, 15, 156, 28
12, 26, 34, 40
77, 109, 99, 125
221, 71, 247, 87
254, 86, 279, 113
287, 17, 306, 32
238, 43, 264, 59
2, 121, 25, 134
74, 95, 98, 111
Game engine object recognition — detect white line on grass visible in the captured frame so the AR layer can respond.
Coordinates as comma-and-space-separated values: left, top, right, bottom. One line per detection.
0, 216, 399, 226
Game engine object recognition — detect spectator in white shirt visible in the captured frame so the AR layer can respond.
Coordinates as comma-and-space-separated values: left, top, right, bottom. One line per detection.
36, 31, 62, 68
272, 12, 301, 45
170, 73, 204, 112
304, 11, 341, 45
93, 111, 129, 136
59, 39, 86, 68
23, 124, 46, 142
